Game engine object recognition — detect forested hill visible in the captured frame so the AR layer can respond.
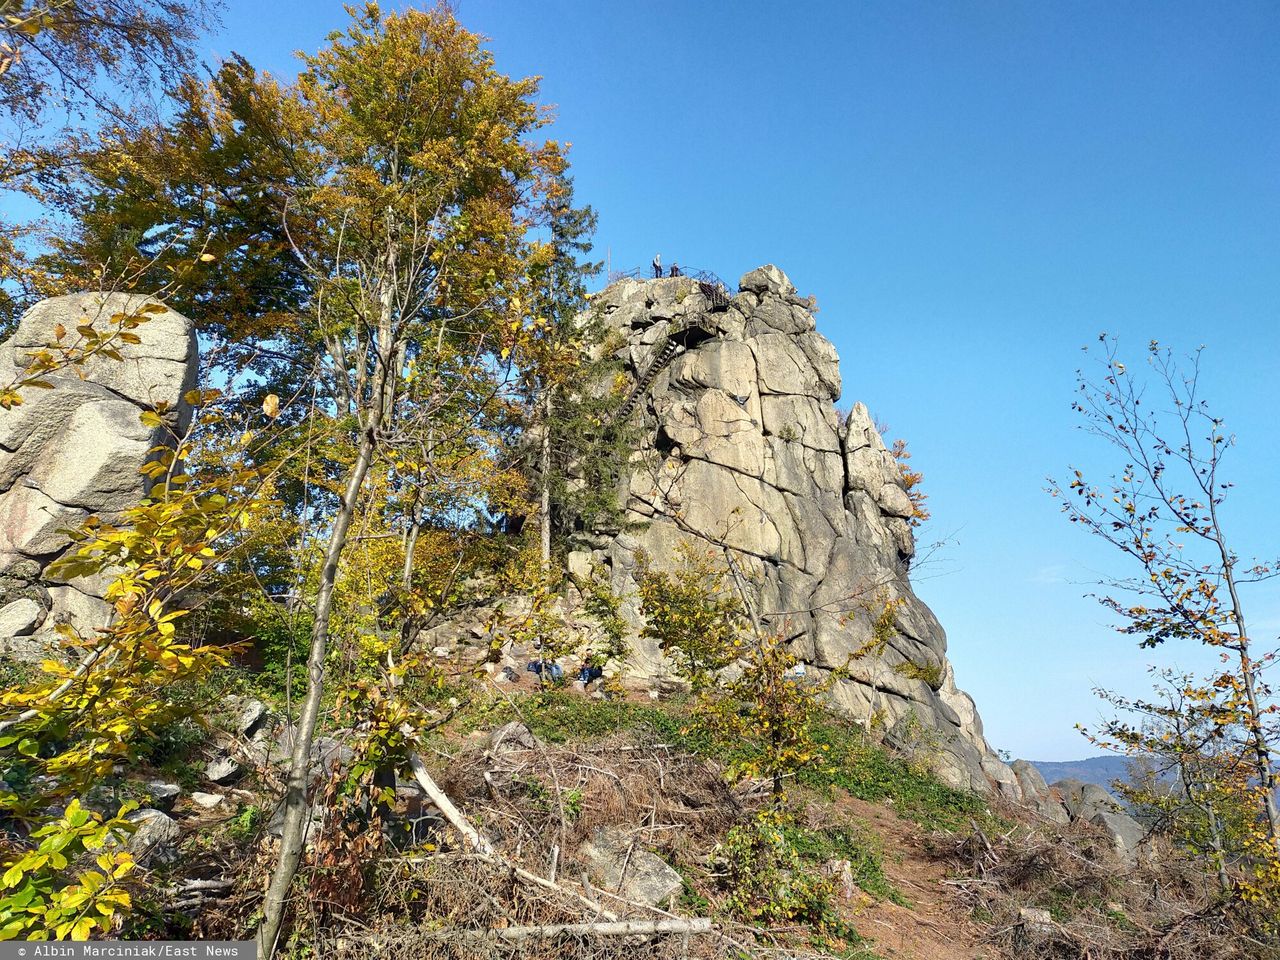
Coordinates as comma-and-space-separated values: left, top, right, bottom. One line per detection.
1030, 756, 1133, 791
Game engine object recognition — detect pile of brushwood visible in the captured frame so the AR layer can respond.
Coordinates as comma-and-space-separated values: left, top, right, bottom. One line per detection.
938, 815, 1279, 960
181, 693, 958, 959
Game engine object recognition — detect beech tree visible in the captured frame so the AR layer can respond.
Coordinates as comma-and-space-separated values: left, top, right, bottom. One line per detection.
190, 9, 561, 955
1052, 335, 1280, 898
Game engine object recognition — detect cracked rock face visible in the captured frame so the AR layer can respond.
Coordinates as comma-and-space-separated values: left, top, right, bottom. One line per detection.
579, 265, 1015, 795
0, 293, 197, 658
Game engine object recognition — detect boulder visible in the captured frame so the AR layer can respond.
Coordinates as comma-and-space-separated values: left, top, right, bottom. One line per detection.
824, 858, 859, 901
579, 828, 683, 908
1011, 759, 1050, 799
309, 736, 354, 777
0, 293, 197, 660
1049, 778, 1145, 858
486, 721, 540, 756
738, 264, 797, 297
1012, 760, 1070, 823
580, 267, 1014, 794
0, 597, 43, 639
1090, 810, 1147, 858
126, 808, 180, 865
227, 697, 269, 737
1018, 906, 1056, 939
144, 781, 182, 812
1053, 779, 1121, 821
267, 801, 326, 840
205, 755, 242, 784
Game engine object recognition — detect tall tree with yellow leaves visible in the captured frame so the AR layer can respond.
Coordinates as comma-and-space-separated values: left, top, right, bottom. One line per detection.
0, 0, 220, 326
189, 8, 563, 955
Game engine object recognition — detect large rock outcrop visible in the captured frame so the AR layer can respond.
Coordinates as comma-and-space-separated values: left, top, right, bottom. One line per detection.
0, 292, 197, 658
574, 266, 1017, 795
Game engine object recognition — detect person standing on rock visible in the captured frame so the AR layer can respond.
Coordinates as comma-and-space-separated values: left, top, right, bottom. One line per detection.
669, 262, 681, 277
652, 253, 662, 278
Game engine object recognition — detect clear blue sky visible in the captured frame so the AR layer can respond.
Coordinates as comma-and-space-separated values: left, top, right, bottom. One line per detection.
206, 0, 1280, 760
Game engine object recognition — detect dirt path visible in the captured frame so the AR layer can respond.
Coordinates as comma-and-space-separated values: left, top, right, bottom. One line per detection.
836, 796, 987, 960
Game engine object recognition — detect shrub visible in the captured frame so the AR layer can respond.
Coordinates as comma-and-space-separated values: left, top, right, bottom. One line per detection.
715, 811, 839, 927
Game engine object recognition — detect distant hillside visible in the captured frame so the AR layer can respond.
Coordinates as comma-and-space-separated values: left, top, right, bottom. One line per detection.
1030, 755, 1134, 791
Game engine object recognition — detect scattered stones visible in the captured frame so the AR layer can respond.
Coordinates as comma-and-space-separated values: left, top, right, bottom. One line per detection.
190, 791, 224, 810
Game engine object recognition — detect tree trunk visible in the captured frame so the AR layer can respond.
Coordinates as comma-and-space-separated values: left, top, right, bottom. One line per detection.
1182, 761, 1231, 894
1219, 553, 1280, 852
539, 385, 553, 571
255, 415, 381, 958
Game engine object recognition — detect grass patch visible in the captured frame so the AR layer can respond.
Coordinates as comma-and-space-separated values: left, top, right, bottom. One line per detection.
799, 714, 991, 831
513, 691, 989, 833
783, 821, 907, 905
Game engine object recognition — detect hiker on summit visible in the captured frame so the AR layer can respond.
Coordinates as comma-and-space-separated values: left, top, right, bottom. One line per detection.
652, 253, 662, 278
669, 262, 681, 277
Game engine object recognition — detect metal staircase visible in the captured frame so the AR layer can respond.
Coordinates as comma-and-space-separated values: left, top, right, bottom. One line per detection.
614, 335, 682, 422
599, 266, 732, 426
696, 278, 732, 310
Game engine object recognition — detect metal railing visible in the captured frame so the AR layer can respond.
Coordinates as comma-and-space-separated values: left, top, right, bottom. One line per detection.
601, 263, 727, 296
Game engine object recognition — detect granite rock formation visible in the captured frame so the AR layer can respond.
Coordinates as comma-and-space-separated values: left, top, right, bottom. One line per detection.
571, 265, 1018, 795
0, 292, 198, 658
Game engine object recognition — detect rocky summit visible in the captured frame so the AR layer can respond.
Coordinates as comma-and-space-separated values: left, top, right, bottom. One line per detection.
0, 292, 198, 658
571, 265, 1019, 796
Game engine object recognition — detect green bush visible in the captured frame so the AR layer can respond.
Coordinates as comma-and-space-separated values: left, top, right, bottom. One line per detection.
799, 714, 989, 831
716, 811, 840, 927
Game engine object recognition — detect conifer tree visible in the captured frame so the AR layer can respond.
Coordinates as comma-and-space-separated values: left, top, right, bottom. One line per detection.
513, 169, 632, 567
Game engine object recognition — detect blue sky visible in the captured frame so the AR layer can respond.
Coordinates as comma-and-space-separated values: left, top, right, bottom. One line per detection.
204, 0, 1280, 760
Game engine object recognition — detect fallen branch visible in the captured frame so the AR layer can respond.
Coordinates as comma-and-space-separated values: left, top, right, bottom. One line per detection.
427, 918, 715, 941
406, 749, 619, 921
408, 750, 493, 856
